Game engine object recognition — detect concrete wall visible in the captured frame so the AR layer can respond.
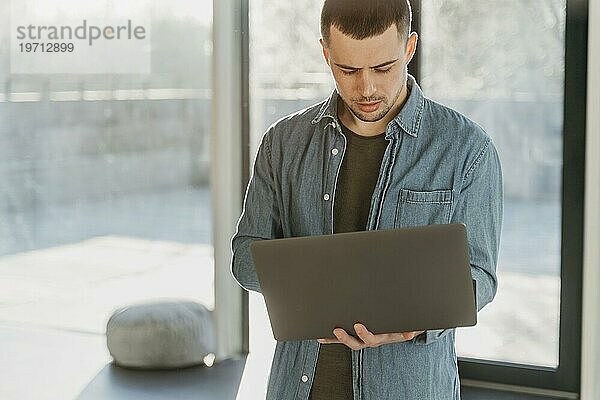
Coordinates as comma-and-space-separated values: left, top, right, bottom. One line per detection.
0, 98, 210, 212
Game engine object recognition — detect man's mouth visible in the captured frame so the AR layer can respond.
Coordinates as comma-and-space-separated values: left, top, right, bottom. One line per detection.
356, 101, 382, 113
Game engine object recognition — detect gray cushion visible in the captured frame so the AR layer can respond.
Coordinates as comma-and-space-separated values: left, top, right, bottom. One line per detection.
106, 301, 215, 369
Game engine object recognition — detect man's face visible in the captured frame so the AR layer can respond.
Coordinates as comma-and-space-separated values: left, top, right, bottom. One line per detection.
321, 24, 417, 123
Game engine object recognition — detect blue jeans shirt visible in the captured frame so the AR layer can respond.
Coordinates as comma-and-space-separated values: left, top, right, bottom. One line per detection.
231, 75, 504, 400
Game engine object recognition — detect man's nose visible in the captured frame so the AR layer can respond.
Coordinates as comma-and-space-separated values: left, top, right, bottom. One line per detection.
357, 71, 376, 98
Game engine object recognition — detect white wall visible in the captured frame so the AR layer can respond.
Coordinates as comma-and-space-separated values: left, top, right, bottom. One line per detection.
581, 0, 600, 398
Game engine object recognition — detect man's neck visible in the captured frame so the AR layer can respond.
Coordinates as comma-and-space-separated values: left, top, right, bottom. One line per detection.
337, 83, 409, 137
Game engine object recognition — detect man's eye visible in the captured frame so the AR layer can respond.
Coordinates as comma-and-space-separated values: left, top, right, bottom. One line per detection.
375, 67, 392, 74
341, 69, 357, 75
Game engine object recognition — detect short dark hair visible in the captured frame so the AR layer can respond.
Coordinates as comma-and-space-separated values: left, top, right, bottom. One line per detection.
320, 0, 412, 45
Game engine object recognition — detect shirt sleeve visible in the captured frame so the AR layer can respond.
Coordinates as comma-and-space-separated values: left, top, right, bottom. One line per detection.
413, 137, 504, 346
230, 128, 283, 294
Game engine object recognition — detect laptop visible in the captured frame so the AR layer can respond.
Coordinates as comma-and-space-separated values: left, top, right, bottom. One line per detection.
249, 223, 477, 341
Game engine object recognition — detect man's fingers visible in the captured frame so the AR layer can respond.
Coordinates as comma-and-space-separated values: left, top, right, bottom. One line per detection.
403, 330, 426, 341
318, 328, 426, 347
354, 323, 409, 345
334, 328, 366, 350
317, 338, 340, 344
354, 323, 380, 346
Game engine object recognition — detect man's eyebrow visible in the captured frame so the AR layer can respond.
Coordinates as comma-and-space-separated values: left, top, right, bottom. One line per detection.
333, 59, 399, 70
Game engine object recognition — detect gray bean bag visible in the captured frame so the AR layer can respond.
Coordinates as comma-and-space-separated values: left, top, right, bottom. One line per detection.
106, 301, 216, 369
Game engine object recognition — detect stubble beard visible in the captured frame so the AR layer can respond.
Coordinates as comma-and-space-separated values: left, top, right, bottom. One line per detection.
345, 84, 404, 123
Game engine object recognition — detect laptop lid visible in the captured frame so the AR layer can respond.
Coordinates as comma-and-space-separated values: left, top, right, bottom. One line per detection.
250, 223, 477, 341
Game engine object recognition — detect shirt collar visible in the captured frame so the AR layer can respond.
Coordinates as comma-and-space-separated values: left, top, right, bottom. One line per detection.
311, 74, 424, 138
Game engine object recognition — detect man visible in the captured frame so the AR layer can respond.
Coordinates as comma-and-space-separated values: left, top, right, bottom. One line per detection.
231, 0, 503, 399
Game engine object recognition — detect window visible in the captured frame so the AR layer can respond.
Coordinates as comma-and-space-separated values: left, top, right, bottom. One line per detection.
0, 1, 215, 398
421, 0, 565, 369
418, 0, 586, 394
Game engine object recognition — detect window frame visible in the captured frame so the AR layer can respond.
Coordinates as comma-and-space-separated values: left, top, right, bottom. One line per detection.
213, 0, 247, 359
241, 0, 251, 354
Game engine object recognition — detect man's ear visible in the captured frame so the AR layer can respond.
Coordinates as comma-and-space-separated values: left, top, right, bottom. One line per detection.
405, 32, 418, 65
319, 38, 331, 67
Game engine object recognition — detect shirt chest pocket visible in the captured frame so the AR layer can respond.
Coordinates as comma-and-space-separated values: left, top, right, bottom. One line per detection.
394, 188, 454, 228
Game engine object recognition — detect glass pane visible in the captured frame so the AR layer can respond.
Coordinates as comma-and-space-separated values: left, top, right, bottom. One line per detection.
249, 0, 333, 153
0, 1, 214, 398
421, 0, 565, 368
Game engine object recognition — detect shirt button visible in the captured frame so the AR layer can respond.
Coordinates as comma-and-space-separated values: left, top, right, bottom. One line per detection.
323, 194, 330, 201
301, 374, 309, 383
331, 121, 337, 129
331, 148, 339, 156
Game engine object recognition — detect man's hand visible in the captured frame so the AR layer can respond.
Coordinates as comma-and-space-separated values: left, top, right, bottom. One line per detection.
317, 323, 425, 350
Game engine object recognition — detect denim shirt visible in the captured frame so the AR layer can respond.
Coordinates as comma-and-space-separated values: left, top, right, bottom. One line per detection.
231, 75, 503, 400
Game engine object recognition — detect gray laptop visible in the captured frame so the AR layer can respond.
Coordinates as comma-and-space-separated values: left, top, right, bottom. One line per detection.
250, 223, 477, 341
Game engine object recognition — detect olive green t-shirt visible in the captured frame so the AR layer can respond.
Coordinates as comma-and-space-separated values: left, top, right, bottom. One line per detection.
308, 122, 388, 400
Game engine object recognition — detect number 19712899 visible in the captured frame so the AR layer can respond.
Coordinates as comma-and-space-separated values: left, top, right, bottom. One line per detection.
18, 42, 74, 52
